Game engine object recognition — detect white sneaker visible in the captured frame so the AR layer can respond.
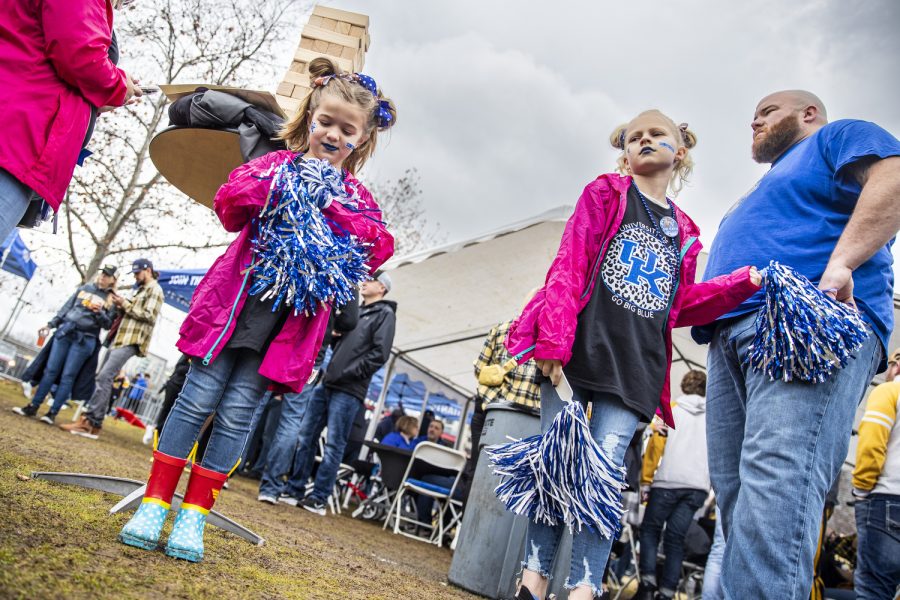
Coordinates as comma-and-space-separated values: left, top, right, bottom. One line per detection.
257, 494, 277, 505
142, 425, 155, 446
21, 382, 32, 398
277, 494, 299, 507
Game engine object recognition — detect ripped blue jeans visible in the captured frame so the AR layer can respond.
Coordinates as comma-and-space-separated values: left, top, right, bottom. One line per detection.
522, 382, 640, 595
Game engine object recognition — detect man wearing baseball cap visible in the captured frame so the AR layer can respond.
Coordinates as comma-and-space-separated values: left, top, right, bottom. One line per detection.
63, 258, 164, 438
286, 272, 397, 515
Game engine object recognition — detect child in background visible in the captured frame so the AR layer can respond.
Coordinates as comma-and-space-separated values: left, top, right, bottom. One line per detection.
118, 57, 396, 562
505, 110, 761, 600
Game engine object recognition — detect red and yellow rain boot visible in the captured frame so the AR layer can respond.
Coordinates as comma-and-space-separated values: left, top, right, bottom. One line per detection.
118, 450, 187, 551
164, 463, 228, 562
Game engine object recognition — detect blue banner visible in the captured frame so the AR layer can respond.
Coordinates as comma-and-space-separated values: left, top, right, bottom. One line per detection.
0, 231, 36, 280
157, 269, 207, 312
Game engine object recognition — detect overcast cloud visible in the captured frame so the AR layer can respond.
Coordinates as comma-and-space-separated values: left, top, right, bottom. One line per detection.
2, 0, 898, 360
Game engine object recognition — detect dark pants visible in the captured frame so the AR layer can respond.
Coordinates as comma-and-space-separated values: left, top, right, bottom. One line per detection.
414, 474, 463, 526
854, 493, 900, 600
242, 392, 281, 473
29, 328, 97, 415
638, 487, 708, 593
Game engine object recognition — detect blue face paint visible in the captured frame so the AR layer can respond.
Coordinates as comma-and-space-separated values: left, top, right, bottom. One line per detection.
310, 122, 317, 132
659, 141, 676, 153
345, 142, 356, 151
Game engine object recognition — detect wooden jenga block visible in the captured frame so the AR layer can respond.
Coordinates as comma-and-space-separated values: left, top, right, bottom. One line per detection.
276, 5, 370, 117
276, 81, 295, 97
312, 5, 369, 27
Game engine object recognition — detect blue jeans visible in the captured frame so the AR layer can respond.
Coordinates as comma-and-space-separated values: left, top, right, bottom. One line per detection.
638, 487, 708, 593
702, 515, 725, 600
30, 328, 96, 414
706, 311, 881, 599
854, 494, 900, 600
522, 382, 639, 596
0, 168, 32, 243
285, 386, 359, 502
158, 347, 269, 473
258, 386, 318, 497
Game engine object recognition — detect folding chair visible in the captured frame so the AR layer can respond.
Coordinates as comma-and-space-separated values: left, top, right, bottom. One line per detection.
384, 441, 466, 547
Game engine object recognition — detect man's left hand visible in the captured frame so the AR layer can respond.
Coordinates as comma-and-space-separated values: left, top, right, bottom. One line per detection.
819, 262, 856, 309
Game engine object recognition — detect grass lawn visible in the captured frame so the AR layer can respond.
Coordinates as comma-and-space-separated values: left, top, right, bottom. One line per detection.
0, 379, 479, 599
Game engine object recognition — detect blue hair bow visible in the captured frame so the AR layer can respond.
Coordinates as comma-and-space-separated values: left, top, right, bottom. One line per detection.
354, 72, 393, 129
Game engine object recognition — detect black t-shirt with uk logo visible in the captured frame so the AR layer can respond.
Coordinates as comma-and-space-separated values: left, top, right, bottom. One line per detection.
563, 186, 680, 420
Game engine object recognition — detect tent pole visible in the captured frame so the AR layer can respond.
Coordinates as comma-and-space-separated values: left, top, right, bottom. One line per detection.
0, 277, 32, 341
361, 351, 399, 459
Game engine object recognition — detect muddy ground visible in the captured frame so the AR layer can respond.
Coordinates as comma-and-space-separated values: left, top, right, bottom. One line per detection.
0, 379, 481, 599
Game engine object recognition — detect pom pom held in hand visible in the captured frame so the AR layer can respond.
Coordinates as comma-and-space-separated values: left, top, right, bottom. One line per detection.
746, 261, 869, 383
486, 400, 626, 537
248, 157, 370, 315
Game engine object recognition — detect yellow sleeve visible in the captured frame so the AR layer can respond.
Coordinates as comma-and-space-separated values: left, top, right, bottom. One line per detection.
474, 325, 499, 379
641, 430, 667, 486
852, 383, 898, 492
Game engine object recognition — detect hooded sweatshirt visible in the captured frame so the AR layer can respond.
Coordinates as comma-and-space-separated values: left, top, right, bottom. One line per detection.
645, 394, 710, 491
323, 298, 397, 401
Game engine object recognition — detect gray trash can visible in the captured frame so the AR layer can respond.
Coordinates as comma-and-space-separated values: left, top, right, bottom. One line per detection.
450, 402, 568, 599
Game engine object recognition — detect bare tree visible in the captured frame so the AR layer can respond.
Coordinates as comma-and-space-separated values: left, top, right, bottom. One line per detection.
369, 168, 445, 256
65, 0, 303, 281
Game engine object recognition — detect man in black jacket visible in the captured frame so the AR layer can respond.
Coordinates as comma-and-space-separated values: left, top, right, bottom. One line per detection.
257, 291, 360, 505
291, 273, 396, 516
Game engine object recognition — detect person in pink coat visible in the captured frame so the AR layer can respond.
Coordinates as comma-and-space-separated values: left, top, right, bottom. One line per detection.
506, 110, 762, 600
0, 0, 140, 241
117, 57, 396, 563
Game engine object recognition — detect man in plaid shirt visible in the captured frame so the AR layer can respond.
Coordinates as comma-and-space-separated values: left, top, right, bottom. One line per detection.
63, 258, 164, 439
473, 319, 540, 411
458, 319, 541, 503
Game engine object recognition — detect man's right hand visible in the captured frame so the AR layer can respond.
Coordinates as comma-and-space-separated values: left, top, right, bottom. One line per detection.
536, 359, 563, 386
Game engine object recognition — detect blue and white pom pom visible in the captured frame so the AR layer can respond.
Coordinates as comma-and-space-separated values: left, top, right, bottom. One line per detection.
247, 157, 369, 315
487, 399, 626, 537
746, 260, 869, 383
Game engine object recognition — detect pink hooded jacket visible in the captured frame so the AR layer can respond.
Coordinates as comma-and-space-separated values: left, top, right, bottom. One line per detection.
0, 0, 128, 209
177, 151, 395, 392
506, 173, 760, 427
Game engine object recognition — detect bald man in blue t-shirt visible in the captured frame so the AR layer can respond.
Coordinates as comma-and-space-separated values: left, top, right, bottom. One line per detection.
694, 90, 900, 600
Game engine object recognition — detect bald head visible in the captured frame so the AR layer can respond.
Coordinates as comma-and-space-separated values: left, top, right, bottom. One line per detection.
757, 90, 828, 123
750, 90, 828, 163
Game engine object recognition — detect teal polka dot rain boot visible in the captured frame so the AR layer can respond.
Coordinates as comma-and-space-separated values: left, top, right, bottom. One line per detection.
164, 463, 228, 563
119, 450, 187, 551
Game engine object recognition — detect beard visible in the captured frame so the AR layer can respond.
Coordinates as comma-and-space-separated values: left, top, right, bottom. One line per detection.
752, 113, 802, 163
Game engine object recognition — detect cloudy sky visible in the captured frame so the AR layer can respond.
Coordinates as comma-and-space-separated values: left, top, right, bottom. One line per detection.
2, 0, 899, 362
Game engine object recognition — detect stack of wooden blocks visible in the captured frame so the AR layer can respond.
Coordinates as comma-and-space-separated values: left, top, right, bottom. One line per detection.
275, 5, 371, 116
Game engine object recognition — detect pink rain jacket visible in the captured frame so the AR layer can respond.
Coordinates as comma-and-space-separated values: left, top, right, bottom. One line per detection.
177, 151, 395, 391
0, 0, 128, 209
506, 174, 760, 427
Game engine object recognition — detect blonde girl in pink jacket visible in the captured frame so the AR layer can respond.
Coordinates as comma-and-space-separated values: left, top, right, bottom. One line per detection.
507, 110, 761, 600
117, 58, 396, 563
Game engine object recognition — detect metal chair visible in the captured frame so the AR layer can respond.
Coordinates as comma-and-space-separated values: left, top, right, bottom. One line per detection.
384, 441, 466, 547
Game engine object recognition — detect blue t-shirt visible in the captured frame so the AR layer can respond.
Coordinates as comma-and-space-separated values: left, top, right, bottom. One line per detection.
697, 119, 900, 365
380, 431, 416, 451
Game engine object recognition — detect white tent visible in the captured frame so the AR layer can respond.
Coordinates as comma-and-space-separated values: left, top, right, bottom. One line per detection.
379, 206, 898, 403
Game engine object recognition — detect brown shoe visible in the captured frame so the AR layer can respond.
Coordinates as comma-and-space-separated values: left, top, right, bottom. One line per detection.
58, 416, 88, 432
60, 417, 100, 439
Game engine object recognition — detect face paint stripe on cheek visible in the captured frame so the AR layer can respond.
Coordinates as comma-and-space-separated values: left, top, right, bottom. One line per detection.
659, 141, 676, 153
